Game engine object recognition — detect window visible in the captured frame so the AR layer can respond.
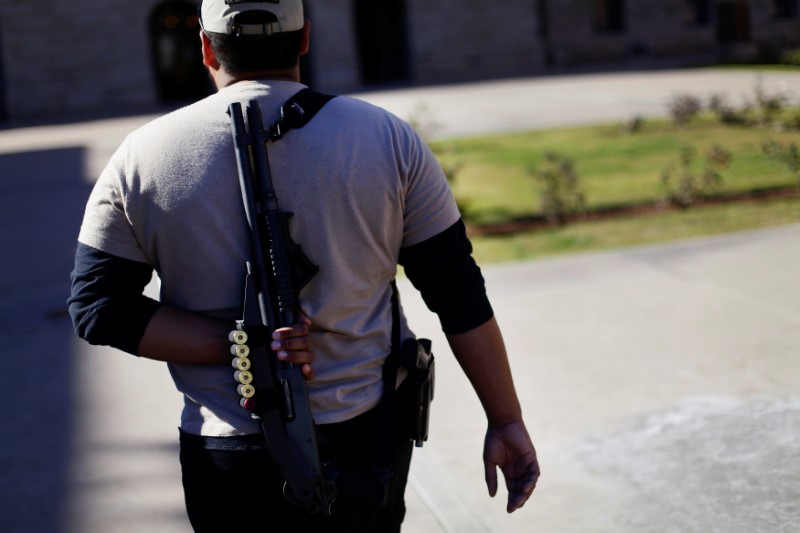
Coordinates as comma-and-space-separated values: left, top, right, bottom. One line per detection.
594, 0, 625, 33
717, 2, 751, 43
687, 0, 712, 26
0, 20, 7, 121
149, 1, 213, 104
355, 0, 410, 85
772, 0, 799, 18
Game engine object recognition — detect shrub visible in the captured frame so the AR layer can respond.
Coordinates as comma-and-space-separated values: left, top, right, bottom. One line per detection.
667, 93, 703, 127
785, 108, 800, 130
622, 116, 644, 133
705, 80, 797, 130
763, 140, 800, 189
708, 93, 747, 125
661, 144, 732, 207
780, 48, 800, 66
753, 78, 789, 125
530, 152, 586, 225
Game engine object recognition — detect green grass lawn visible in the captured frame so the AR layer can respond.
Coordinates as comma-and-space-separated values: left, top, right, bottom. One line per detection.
467, 196, 800, 264
711, 64, 800, 72
430, 115, 800, 263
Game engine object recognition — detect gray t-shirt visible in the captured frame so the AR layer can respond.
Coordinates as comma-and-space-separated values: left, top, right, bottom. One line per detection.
78, 80, 460, 435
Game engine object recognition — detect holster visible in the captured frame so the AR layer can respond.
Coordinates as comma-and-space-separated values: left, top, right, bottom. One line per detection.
398, 338, 435, 447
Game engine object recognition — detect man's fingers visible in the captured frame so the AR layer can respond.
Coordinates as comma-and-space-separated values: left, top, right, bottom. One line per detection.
301, 363, 315, 381
505, 485, 529, 513
505, 462, 540, 513
484, 461, 498, 498
272, 323, 310, 340
270, 318, 315, 379
276, 349, 314, 364
271, 336, 312, 353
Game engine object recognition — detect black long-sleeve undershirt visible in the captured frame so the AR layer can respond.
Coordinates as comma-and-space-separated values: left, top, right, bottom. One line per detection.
68, 244, 161, 355
399, 219, 493, 334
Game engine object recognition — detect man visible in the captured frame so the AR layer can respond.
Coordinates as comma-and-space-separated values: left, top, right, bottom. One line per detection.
69, 0, 539, 531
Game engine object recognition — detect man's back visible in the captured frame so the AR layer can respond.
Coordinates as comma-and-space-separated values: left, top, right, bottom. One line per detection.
78, 79, 459, 433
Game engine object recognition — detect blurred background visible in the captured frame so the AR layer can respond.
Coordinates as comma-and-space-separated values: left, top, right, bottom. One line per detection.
0, 0, 798, 122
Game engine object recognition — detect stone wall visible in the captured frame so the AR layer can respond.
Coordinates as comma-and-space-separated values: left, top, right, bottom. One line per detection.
0, 0, 160, 119
541, 0, 800, 68
303, 0, 361, 92
307, 0, 544, 90
543, 0, 717, 67
407, 0, 544, 84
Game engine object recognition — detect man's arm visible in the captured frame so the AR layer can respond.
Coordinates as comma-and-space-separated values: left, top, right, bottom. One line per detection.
400, 219, 540, 513
446, 317, 540, 513
69, 243, 313, 374
136, 306, 238, 364
139, 306, 314, 378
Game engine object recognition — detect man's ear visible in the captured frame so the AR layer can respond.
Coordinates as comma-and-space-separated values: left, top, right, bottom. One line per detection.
300, 19, 311, 56
200, 30, 220, 70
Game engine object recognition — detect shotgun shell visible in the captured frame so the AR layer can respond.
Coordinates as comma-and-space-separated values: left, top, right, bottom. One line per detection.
234, 370, 253, 385
237, 384, 255, 398
231, 357, 251, 371
240, 397, 257, 411
230, 344, 250, 358
229, 330, 248, 345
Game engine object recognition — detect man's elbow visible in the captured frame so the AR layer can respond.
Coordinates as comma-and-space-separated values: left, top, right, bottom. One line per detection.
69, 302, 113, 346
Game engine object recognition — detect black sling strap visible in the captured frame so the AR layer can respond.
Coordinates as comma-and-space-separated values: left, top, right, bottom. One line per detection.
267, 88, 335, 141
375, 281, 403, 468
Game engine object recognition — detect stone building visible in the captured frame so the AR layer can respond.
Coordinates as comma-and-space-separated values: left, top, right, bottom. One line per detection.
0, 0, 797, 122
542, 0, 800, 68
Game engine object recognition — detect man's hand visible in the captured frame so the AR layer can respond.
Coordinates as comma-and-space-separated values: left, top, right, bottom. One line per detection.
484, 421, 540, 513
271, 313, 315, 380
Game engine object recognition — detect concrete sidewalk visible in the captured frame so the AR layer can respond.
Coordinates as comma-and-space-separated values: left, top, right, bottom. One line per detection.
1, 68, 799, 532
400, 224, 800, 532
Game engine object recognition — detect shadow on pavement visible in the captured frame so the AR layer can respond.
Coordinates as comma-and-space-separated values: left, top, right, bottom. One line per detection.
0, 147, 90, 532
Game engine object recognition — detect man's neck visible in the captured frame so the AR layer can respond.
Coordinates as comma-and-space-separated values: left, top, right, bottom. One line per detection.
213, 67, 301, 89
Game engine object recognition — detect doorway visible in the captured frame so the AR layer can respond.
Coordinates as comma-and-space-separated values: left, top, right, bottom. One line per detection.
0, 20, 8, 121
594, 0, 626, 33
149, 1, 213, 104
717, 2, 751, 43
355, 0, 410, 85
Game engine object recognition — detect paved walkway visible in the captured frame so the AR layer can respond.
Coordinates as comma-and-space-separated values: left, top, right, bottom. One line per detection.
1, 68, 799, 532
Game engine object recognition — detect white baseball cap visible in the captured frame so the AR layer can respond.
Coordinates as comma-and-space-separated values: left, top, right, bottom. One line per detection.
199, 0, 304, 36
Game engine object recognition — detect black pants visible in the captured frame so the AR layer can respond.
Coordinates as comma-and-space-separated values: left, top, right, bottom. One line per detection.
179, 405, 414, 533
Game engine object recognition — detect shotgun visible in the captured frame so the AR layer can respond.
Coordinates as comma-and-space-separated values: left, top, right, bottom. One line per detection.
227, 99, 336, 515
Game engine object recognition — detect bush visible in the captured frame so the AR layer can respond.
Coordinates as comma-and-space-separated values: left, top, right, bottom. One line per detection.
753, 78, 790, 125
785, 108, 800, 130
706, 80, 798, 130
780, 48, 800, 66
763, 140, 800, 189
667, 94, 703, 127
530, 152, 586, 225
622, 116, 645, 133
708, 93, 747, 125
661, 144, 732, 207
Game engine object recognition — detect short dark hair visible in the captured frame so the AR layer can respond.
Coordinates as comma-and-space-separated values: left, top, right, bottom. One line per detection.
207, 28, 304, 74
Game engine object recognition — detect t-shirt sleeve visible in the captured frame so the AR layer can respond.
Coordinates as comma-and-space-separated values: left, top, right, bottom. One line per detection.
399, 122, 461, 248
78, 137, 150, 264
